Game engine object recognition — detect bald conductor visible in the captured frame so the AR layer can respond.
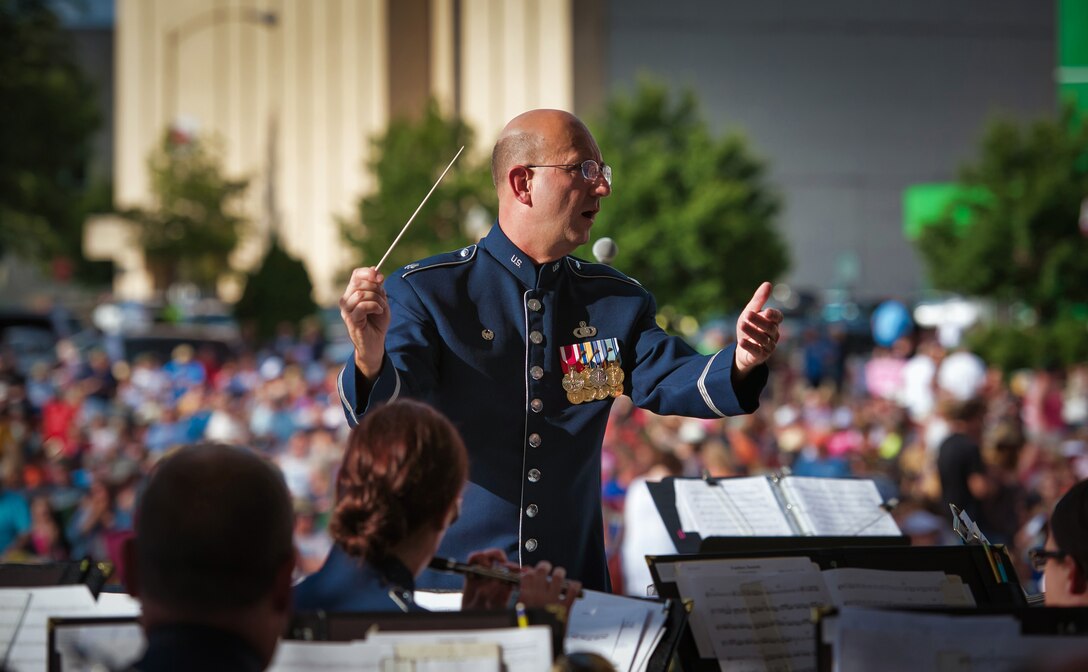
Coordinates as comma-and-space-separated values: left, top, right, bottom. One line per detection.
338, 109, 782, 591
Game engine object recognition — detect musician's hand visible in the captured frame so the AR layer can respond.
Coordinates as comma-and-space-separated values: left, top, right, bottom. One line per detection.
733, 281, 783, 379
460, 548, 514, 611
340, 267, 390, 380
518, 561, 581, 612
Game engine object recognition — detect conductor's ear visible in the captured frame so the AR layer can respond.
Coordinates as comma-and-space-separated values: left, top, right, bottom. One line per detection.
508, 165, 533, 205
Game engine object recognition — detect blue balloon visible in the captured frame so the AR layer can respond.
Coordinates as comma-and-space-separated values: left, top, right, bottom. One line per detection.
871, 300, 912, 347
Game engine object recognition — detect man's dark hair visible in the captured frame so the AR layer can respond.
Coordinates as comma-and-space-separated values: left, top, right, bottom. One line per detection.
135, 443, 294, 612
1052, 478, 1088, 571
330, 399, 468, 561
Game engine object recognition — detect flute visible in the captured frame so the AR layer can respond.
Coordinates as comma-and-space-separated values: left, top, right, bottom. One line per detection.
428, 557, 584, 597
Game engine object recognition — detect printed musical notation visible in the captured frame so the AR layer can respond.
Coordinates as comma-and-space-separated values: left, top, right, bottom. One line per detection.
672, 560, 977, 672
673, 475, 901, 539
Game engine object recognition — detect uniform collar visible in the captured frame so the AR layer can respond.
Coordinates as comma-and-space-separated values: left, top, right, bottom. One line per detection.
481, 223, 566, 290
372, 553, 417, 595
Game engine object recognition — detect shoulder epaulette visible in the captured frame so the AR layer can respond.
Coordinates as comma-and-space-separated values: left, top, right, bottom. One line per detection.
400, 244, 478, 278
565, 256, 644, 289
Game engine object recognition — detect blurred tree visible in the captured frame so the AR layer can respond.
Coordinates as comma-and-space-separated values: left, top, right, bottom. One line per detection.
343, 99, 496, 270
0, 0, 100, 265
916, 104, 1088, 322
588, 79, 789, 323
234, 234, 317, 344
122, 131, 249, 294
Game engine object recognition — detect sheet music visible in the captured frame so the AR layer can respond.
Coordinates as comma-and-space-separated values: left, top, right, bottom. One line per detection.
565, 590, 668, 672
91, 592, 141, 616
366, 626, 552, 672
269, 640, 393, 672
674, 477, 795, 537
672, 559, 981, 670
54, 621, 144, 671
822, 569, 976, 608
672, 557, 821, 659
672, 557, 820, 579
392, 642, 501, 671
651, 554, 815, 585
674, 560, 829, 669
690, 571, 832, 671
630, 610, 668, 672
830, 607, 1088, 672
412, 590, 463, 612
777, 477, 901, 536
0, 591, 30, 666
7, 585, 99, 672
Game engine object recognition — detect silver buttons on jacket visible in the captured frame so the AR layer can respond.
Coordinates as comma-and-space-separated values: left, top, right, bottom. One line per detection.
529, 330, 543, 345
525, 538, 538, 552
528, 433, 541, 448
526, 504, 539, 517
527, 298, 542, 312
527, 468, 541, 482
530, 398, 543, 413
530, 366, 543, 380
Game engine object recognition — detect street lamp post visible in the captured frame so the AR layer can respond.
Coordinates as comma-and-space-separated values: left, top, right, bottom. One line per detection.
163, 6, 278, 129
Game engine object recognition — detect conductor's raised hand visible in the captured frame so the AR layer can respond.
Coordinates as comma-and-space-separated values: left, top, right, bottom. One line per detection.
339, 266, 390, 380
733, 281, 783, 378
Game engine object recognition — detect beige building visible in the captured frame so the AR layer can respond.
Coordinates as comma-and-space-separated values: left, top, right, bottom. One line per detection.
95, 0, 605, 304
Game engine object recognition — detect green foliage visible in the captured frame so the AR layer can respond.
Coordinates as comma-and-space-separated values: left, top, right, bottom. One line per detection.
344, 100, 496, 270
122, 132, 249, 293
964, 324, 1040, 373
916, 104, 1088, 321
965, 317, 1088, 372
0, 0, 100, 263
234, 235, 318, 343
588, 79, 789, 321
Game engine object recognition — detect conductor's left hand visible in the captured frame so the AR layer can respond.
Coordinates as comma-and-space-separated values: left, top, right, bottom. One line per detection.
733, 282, 783, 378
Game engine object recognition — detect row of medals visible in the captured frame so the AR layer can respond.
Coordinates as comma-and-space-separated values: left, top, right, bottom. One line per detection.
562, 361, 625, 404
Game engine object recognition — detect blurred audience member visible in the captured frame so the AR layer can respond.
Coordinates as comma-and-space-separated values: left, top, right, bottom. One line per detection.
66, 479, 117, 561
292, 498, 332, 580
0, 480, 29, 556
937, 398, 993, 534
18, 494, 69, 560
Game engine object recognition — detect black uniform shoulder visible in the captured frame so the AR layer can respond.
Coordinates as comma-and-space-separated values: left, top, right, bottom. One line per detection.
392, 244, 478, 281
564, 256, 645, 291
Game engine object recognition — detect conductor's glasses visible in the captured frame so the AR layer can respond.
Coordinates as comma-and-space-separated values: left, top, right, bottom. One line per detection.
525, 159, 612, 187
1028, 547, 1068, 571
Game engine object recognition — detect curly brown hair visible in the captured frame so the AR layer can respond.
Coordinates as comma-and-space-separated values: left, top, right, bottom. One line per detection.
330, 400, 468, 561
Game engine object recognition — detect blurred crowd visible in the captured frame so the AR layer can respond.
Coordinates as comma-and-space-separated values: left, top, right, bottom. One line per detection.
0, 312, 1084, 597
0, 321, 349, 583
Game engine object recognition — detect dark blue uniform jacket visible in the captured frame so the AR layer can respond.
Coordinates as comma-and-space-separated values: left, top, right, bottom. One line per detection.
131, 624, 264, 672
293, 545, 421, 613
339, 223, 766, 591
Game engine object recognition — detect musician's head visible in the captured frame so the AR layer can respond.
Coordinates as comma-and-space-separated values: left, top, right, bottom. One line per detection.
331, 399, 468, 575
492, 109, 612, 264
129, 442, 295, 668
1042, 478, 1088, 606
